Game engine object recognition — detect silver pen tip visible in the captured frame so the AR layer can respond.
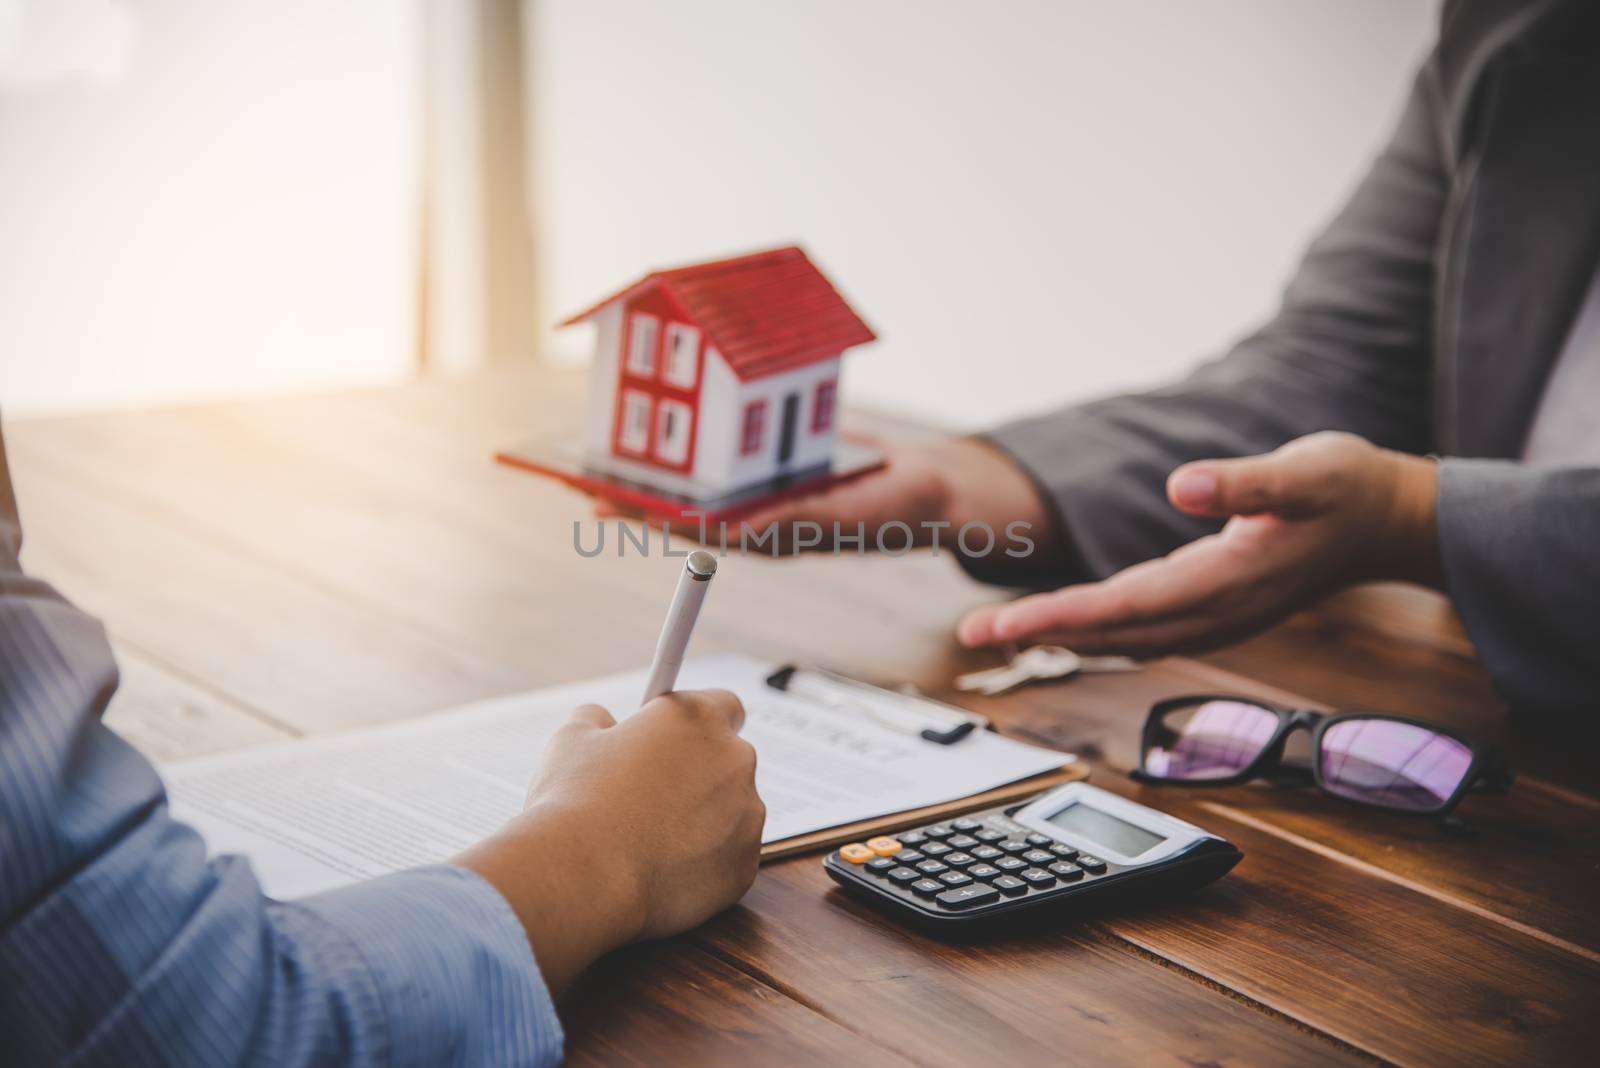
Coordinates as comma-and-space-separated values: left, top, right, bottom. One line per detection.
687, 550, 717, 579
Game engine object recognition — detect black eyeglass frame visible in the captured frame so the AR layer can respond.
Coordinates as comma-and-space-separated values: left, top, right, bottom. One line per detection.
1129, 694, 1514, 819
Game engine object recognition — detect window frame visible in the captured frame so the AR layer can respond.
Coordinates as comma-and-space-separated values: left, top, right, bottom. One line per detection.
655, 398, 693, 465
619, 389, 653, 454
662, 323, 700, 389
626, 313, 659, 376
739, 399, 767, 456
811, 378, 838, 433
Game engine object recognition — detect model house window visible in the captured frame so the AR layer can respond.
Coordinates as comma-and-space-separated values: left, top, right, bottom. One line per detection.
663, 323, 700, 388
627, 313, 658, 375
655, 399, 692, 465
740, 400, 767, 456
620, 390, 652, 453
811, 379, 837, 432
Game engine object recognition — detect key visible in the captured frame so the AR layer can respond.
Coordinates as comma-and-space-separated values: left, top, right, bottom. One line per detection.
866, 836, 903, 856
955, 646, 1139, 696
935, 883, 998, 910
992, 874, 1028, 895
1020, 867, 1055, 887
955, 646, 1077, 695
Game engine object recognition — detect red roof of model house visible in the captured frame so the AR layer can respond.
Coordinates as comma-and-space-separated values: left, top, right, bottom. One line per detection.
561, 246, 876, 380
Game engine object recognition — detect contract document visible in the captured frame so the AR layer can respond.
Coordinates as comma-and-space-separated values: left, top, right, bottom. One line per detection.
164, 655, 1074, 898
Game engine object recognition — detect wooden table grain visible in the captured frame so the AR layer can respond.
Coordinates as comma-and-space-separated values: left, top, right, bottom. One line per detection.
8, 366, 1596, 1067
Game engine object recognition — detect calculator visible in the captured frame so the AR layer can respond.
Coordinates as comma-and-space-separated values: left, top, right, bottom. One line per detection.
823, 782, 1242, 927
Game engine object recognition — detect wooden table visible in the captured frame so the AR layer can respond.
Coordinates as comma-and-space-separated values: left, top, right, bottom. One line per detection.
8, 366, 1597, 1066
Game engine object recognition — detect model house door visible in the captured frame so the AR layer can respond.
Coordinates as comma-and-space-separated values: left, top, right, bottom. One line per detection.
777, 392, 800, 465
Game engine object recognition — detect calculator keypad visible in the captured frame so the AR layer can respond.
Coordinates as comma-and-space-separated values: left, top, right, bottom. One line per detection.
834, 811, 1117, 914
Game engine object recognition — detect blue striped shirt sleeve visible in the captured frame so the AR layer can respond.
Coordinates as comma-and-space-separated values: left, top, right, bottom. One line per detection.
0, 427, 564, 1067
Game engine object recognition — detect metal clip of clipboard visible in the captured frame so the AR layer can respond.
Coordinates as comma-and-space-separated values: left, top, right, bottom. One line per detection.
765, 665, 989, 745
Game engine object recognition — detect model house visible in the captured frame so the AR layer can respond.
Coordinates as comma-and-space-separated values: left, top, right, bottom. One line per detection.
560, 246, 877, 503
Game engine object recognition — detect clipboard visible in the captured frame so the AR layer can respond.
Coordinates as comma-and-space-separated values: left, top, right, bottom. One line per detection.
757, 665, 1089, 861
760, 762, 1089, 861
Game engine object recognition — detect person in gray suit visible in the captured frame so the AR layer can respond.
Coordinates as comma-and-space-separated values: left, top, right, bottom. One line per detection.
736, 0, 1599, 717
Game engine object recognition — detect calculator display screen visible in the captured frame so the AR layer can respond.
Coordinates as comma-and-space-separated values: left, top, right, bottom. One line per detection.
1046, 802, 1165, 857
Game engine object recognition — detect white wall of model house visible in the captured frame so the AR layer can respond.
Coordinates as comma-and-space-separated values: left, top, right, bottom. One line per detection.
698, 354, 840, 492
580, 302, 624, 456
577, 298, 843, 498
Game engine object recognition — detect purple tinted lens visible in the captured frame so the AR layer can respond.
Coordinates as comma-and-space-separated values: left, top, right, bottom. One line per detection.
1318, 718, 1473, 812
1144, 700, 1280, 781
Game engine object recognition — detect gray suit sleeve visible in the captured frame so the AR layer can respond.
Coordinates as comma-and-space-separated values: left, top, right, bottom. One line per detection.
1436, 461, 1600, 714
968, 57, 1445, 588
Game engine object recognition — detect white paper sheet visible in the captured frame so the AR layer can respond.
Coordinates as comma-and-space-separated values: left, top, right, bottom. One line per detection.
163, 655, 1072, 898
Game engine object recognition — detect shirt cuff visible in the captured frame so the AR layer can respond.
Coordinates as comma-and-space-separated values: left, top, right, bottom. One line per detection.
289, 865, 564, 1068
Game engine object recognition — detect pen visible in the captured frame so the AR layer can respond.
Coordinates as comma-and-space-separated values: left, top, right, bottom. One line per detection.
640, 550, 718, 703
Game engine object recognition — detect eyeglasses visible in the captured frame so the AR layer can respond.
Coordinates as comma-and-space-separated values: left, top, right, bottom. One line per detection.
1130, 695, 1513, 822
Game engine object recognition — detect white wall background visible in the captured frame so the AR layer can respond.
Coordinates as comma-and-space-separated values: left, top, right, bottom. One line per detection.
529, 0, 1437, 431
0, 2, 1438, 425
0, 0, 422, 416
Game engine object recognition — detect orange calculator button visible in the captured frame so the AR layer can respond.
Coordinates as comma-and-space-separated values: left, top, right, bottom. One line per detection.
839, 843, 876, 864
866, 836, 903, 856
